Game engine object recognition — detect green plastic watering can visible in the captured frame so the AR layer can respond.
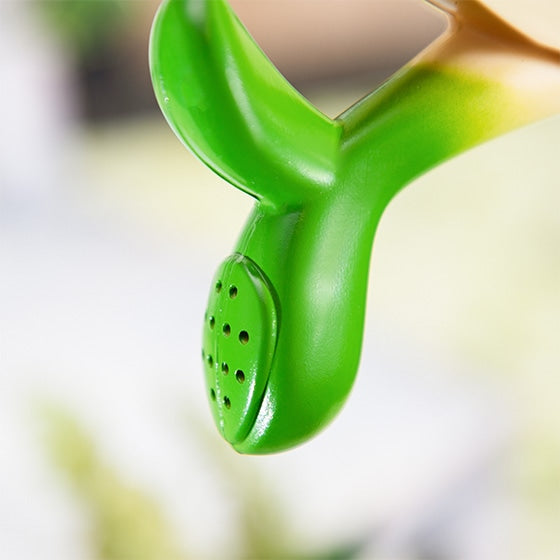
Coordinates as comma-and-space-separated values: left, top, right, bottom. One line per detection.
150, 0, 560, 454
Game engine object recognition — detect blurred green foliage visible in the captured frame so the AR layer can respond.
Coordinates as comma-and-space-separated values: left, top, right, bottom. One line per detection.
35, 0, 136, 57
42, 407, 189, 560
41, 405, 366, 559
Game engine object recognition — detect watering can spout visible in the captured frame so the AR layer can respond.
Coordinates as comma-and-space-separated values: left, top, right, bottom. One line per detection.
150, 0, 560, 453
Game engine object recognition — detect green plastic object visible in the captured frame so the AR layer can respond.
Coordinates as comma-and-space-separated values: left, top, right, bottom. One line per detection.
150, 0, 560, 454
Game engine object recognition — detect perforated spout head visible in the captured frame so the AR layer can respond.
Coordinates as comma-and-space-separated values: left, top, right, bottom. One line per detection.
150, 0, 560, 454
202, 255, 279, 447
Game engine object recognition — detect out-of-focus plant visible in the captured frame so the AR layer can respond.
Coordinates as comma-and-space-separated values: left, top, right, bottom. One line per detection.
42, 406, 189, 560
34, 0, 134, 57
32, 1, 157, 119
41, 404, 372, 559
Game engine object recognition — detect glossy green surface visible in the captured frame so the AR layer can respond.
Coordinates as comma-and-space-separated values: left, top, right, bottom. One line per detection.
150, 0, 557, 453
203, 254, 278, 445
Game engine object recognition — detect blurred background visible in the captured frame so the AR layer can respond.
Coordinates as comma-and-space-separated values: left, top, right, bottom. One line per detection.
1, 1, 559, 559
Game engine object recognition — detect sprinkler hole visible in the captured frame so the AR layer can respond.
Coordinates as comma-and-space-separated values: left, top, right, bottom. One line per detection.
223, 396, 231, 409
207, 355, 213, 367
209, 316, 215, 329
235, 369, 245, 383
210, 388, 216, 401
221, 362, 229, 375
229, 285, 238, 299
239, 330, 249, 344
215, 281, 222, 293
223, 323, 231, 337
201, 348, 205, 360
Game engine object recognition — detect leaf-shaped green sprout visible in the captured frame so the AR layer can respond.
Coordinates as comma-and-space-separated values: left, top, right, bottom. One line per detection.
150, 0, 560, 454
